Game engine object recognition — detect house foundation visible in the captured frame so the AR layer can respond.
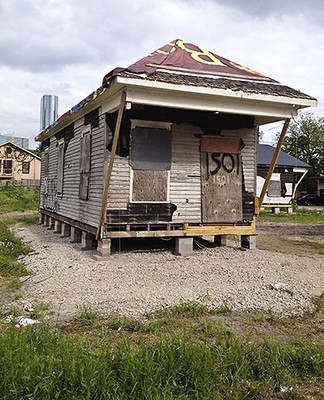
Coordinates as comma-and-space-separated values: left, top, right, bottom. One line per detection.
174, 237, 194, 256
241, 235, 257, 250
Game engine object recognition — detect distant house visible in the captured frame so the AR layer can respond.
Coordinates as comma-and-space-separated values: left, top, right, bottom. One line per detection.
257, 144, 310, 205
0, 141, 41, 185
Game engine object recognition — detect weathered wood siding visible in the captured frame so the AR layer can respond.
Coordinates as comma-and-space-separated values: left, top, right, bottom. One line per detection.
170, 123, 202, 223
107, 125, 130, 210
222, 128, 257, 194
40, 136, 58, 212
40, 113, 106, 228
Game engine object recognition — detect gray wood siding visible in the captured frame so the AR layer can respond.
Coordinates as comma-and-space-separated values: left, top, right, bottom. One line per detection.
105, 123, 130, 210
40, 136, 58, 211
40, 114, 106, 228
170, 123, 202, 223
222, 128, 257, 194
107, 153, 130, 210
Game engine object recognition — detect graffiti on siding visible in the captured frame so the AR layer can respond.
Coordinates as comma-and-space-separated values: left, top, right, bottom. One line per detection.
41, 177, 59, 212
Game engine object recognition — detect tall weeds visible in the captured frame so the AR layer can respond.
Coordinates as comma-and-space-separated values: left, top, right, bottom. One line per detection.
0, 324, 323, 399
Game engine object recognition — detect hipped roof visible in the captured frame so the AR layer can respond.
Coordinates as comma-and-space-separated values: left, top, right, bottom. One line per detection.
36, 39, 317, 141
103, 39, 278, 83
257, 144, 310, 169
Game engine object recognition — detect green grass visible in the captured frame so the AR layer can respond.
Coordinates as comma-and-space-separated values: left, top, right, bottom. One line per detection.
0, 219, 31, 279
0, 181, 39, 214
0, 317, 323, 400
155, 299, 232, 319
259, 208, 324, 224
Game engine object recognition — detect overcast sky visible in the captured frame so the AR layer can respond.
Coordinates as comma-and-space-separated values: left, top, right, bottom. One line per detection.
1, 0, 323, 148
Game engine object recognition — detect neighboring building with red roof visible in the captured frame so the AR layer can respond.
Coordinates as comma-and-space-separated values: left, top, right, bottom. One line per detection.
36, 40, 317, 255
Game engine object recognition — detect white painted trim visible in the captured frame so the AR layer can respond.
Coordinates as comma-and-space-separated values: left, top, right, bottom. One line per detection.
293, 167, 309, 173
130, 119, 172, 130
125, 87, 302, 120
129, 167, 133, 203
119, 76, 317, 108
81, 126, 91, 137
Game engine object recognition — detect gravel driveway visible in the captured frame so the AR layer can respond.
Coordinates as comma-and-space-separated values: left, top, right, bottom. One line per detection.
15, 223, 324, 322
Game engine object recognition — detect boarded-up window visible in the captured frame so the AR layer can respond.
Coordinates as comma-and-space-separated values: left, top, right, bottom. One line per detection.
132, 170, 168, 201
79, 131, 91, 200
130, 127, 171, 202
57, 142, 64, 194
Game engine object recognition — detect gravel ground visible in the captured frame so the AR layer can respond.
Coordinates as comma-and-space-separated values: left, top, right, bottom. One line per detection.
14, 224, 324, 322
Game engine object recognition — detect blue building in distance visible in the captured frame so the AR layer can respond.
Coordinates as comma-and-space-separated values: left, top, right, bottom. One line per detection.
40, 95, 58, 130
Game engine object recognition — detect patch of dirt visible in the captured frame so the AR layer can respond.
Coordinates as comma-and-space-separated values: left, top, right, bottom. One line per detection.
211, 310, 324, 345
257, 223, 324, 256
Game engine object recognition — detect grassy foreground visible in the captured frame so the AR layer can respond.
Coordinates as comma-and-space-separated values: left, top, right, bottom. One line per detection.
1, 308, 324, 400
0, 190, 323, 399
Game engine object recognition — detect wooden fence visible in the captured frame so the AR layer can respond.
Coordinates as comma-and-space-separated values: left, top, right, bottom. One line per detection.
0, 179, 40, 189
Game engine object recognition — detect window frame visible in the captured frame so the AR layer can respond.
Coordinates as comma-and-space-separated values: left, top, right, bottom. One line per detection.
22, 161, 30, 174
129, 120, 172, 203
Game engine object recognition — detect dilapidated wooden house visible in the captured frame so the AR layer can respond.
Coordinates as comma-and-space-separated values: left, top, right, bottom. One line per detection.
36, 40, 316, 255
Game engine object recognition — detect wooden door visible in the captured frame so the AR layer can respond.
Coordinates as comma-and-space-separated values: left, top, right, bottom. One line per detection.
201, 137, 243, 223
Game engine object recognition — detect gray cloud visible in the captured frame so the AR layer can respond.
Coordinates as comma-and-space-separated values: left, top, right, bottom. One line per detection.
214, 0, 324, 25
0, 0, 323, 147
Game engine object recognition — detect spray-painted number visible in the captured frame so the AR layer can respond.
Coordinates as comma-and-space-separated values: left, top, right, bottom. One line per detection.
209, 153, 239, 176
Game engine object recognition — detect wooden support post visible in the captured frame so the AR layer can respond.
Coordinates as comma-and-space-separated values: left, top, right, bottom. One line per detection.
241, 235, 257, 250
292, 170, 308, 201
48, 217, 55, 230
214, 235, 228, 246
54, 220, 62, 233
43, 215, 49, 227
81, 231, 94, 250
70, 226, 82, 243
96, 92, 126, 240
39, 213, 45, 225
60, 223, 71, 238
258, 119, 290, 212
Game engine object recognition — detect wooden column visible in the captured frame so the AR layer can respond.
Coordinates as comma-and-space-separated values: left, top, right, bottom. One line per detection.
258, 118, 290, 210
96, 92, 126, 239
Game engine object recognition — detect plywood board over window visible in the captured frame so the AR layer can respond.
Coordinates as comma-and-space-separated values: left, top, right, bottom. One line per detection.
130, 127, 171, 202
200, 136, 243, 223
79, 130, 91, 200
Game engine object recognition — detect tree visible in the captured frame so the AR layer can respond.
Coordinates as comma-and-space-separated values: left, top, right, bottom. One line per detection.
280, 114, 324, 193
